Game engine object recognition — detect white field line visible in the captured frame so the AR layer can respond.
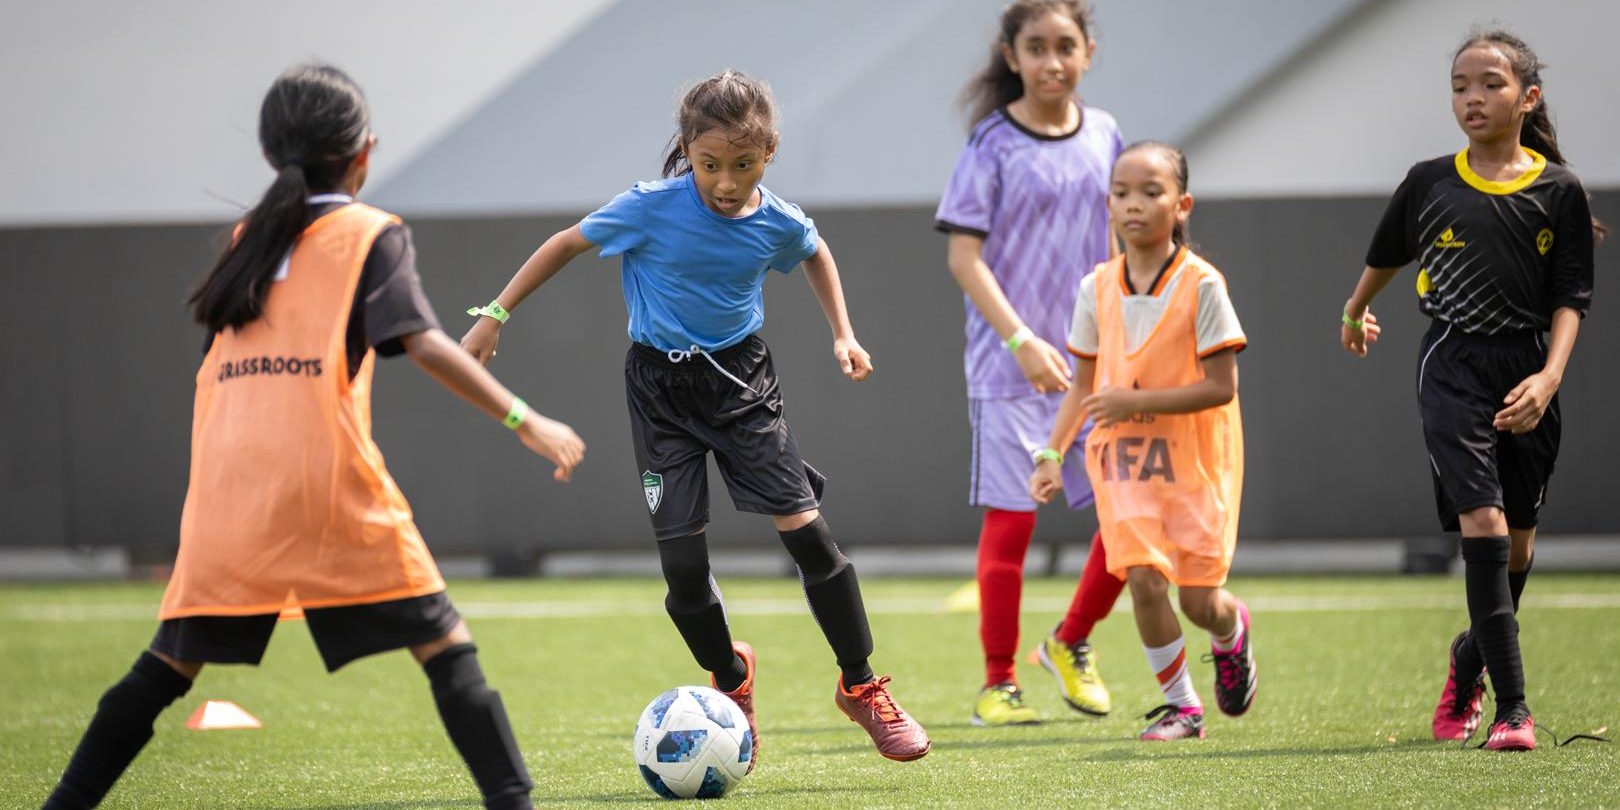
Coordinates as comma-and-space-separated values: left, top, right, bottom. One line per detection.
7, 592, 1620, 622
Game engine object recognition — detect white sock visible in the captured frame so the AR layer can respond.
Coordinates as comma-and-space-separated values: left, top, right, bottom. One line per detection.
1212, 615, 1244, 653
1145, 636, 1202, 711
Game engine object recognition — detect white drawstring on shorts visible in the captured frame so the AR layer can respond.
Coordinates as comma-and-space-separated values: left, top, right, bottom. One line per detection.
666, 345, 758, 394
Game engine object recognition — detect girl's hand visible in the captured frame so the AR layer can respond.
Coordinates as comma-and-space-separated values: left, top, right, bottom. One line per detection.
517, 414, 586, 482
834, 336, 874, 381
1081, 386, 1139, 427
1015, 337, 1072, 393
460, 318, 502, 365
1028, 460, 1064, 505
1494, 371, 1559, 434
1340, 303, 1381, 357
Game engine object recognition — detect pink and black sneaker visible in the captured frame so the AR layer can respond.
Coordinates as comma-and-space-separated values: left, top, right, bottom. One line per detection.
1210, 600, 1257, 716
1432, 632, 1486, 741
1139, 704, 1205, 740
1484, 705, 1536, 751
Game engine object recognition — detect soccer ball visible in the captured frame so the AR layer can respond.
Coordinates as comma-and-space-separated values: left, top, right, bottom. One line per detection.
633, 685, 753, 799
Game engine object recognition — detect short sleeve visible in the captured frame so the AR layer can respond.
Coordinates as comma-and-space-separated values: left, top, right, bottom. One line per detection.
769, 209, 819, 273
1364, 165, 1421, 269
934, 137, 1000, 237
1195, 272, 1247, 358
358, 224, 440, 357
1067, 272, 1100, 358
579, 187, 646, 257
1548, 178, 1595, 314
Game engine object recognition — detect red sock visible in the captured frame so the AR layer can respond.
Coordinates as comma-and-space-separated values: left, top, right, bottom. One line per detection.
977, 509, 1036, 686
1056, 530, 1125, 646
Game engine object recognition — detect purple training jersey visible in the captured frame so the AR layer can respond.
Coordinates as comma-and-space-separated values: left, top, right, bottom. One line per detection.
935, 106, 1122, 399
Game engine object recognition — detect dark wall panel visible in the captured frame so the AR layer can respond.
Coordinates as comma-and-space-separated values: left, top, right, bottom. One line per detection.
3, 194, 1615, 556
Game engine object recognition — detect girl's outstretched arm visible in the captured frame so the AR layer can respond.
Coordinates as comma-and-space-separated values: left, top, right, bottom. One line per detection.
802, 237, 873, 381
1495, 306, 1579, 434
1341, 265, 1399, 357
1082, 350, 1238, 427
404, 328, 585, 481
460, 225, 595, 365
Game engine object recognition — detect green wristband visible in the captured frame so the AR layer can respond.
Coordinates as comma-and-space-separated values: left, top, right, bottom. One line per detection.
1004, 326, 1034, 352
1032, 447, 1063, 465
503, 397, 528, 430
1341, 311, 1365, 330
468, 301, 510, 323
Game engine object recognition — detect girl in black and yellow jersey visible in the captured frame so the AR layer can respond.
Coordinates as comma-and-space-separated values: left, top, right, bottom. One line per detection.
42, 65, 584, 810
1340, 30, 1601, 751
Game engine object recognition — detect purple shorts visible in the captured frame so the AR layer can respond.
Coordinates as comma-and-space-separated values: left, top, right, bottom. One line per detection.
969, 395, 1096, 512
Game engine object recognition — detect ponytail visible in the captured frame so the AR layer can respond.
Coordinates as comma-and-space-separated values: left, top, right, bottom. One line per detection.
1455, 29, 1606, 243
189, 63, 371, 332
189, 164, 309, 331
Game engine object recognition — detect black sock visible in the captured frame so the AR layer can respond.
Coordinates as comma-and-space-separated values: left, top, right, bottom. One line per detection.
44, 651, 192, 810
1460, 551, 1534, 676
658, 532, 746, 690
780, 516, 874, 686
1509, 552, 1533, 613
423, 644, 533, 810
1461, 536, 1526, 720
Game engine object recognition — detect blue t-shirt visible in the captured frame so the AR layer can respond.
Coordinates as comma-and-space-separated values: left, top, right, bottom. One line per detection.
579, 172, 820, 352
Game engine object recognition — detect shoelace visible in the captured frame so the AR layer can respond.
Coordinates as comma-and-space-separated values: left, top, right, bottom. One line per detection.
1059, 641, 1092, 674
1447, 676, 1485, 719
1142, 704, 1189, 725
993, 684, 1027, 707
1201, 651, 1248, 691
666, 345, 758, 393
1462, 708, 1610, 748
854, 676, 905, 725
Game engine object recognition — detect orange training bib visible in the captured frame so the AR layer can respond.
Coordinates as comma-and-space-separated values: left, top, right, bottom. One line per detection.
1083, 248, 1244, 587
160, 204, 444, 619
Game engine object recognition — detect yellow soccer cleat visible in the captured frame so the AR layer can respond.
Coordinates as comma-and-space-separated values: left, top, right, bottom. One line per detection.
1038, 634, 1112, 717
971, 681, 1042, 727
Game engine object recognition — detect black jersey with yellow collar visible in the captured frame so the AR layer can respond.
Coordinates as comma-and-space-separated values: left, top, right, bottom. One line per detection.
1365, 148, 1593, 334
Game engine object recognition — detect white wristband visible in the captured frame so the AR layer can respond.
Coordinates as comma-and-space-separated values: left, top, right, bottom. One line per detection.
1004, 326, 1034, 352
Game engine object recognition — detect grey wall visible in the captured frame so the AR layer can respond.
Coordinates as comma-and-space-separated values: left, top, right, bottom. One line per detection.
4, 194, 1617, 557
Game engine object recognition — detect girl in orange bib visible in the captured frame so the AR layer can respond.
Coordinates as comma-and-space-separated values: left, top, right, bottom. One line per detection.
43, 64, 583, 810
1029, 142, 1255, 741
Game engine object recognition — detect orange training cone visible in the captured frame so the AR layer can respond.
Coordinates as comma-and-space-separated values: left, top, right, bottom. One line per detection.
185, 700, 262, 730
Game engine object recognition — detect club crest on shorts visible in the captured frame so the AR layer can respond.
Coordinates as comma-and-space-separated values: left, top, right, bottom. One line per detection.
642, 471, 664, 514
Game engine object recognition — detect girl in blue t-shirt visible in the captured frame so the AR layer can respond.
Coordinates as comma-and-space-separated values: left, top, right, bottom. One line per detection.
461, 70, 930, 768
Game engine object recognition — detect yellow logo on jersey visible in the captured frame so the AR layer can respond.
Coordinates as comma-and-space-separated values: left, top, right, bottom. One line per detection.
1537, 227, 1554, 255
1434, 228, 1467, 249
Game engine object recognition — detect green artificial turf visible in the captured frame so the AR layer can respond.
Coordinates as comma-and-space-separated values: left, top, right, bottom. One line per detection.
3, 575, 1616, 808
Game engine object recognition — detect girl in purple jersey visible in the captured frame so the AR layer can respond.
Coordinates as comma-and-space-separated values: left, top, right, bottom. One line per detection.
937, 0, 1125, 726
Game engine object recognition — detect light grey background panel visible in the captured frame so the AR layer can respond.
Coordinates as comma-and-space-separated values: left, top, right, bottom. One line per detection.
370, 0, 1369, 215
3, 194, 1616, 555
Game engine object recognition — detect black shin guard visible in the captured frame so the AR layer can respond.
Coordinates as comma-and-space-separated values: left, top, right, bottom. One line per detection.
423, 644, 533, 810
1460, 552, 1534, 675
780, 516, 874, 686
658, 532, 745, 689
44, 651, 193, 810
1462, 536, 1526, 717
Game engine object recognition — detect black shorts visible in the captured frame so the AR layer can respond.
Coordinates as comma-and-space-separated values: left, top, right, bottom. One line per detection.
150, 591, 462, 672
625, 335, 825, 541
1417, 320, 1560, 531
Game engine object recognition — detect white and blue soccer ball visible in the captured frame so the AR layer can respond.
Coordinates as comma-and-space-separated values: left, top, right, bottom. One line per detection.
633, 685, 753, 799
